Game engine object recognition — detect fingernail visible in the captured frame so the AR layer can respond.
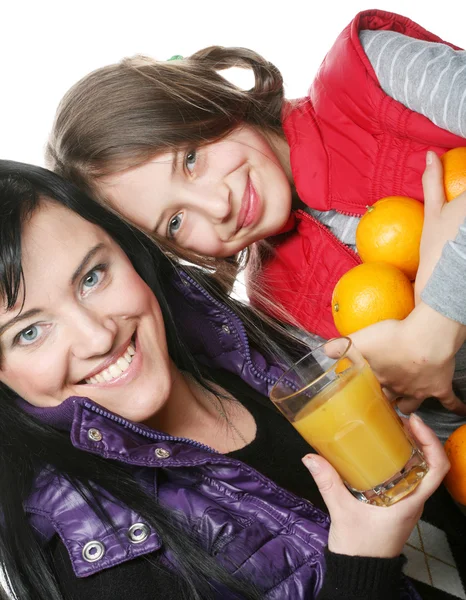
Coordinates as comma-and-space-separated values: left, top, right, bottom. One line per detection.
426, 151, 433, 166
411, 412, 423, 424
302, 455, 320, 474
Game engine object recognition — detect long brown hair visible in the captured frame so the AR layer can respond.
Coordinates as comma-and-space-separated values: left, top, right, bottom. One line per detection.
46, 47, 289, 284
46, 47, 308, 337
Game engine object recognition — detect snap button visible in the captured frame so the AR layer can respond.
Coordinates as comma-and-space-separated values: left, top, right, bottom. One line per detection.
128, 523, 150, 544
154, 447, 171, 459
82, 540, 105, 562
182, 278, 190, 287
221, 324, 231, 334
87, 428, 103, 442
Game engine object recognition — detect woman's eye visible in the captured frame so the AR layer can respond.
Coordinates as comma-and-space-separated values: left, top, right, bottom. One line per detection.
168, 213, 184, 238
185, 150, 197, 173
81, 266, 106, 294
17, 325, 41, 346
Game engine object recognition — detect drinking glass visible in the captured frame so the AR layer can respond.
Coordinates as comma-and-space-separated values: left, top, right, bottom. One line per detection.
270, 338, 428, 506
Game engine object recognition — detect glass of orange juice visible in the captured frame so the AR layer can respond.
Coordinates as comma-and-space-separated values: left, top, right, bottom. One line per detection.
270, 338, 428, 506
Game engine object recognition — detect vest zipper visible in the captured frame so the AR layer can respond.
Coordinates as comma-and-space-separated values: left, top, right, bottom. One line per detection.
295, 209, 361, 263
84, 400, 220, 453
180, 272, 280, 386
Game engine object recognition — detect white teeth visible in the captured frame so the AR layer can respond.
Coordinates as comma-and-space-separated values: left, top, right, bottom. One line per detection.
102, 370, 113, 382
84, 342, 136, 384
108, 364, 123, 377
117, 357, 130, 372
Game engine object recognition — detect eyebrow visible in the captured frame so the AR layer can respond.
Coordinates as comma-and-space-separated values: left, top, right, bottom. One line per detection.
0, 243, 105, 338
70, 243, 105, 285
0, 308, 43, 338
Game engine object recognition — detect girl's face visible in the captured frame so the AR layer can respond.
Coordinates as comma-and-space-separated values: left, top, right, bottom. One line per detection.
0, 201, 174, 423
99, 125, 292, 257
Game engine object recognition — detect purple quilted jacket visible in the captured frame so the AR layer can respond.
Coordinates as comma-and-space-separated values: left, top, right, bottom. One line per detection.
22, 273, 419, 599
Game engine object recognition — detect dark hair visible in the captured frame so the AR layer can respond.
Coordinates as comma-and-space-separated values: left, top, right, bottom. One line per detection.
0, 160, 304, 599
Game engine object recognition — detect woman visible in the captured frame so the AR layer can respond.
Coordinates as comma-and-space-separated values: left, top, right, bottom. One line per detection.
0, 160, 446, 600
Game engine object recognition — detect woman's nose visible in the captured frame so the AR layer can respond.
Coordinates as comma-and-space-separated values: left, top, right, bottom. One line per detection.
70, 310, 116, 360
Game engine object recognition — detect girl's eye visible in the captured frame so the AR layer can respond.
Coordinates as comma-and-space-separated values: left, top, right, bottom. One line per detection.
168, 213, 184, 238
17, 325, 41, 346
185, 150, 197, 173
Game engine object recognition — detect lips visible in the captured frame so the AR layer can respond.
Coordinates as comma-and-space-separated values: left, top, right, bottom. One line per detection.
236, 177, 261, 233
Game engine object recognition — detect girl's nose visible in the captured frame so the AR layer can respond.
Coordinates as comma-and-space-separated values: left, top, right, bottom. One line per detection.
184, 185, 231, 222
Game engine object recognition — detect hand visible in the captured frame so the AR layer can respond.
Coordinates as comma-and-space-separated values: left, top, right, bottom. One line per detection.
349, 302, 466, 415
302, 414, 450, 558
415, 151, 466, 303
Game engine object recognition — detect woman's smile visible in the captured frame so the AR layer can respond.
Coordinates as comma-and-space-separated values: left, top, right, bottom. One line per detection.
0, 200, 174, 423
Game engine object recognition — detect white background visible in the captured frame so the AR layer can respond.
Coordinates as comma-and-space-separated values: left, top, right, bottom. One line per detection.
0, 0, 464, 167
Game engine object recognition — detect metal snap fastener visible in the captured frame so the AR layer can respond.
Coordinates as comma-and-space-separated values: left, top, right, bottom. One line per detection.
182, 278, 190, 287
128, 523, 150, 544
82, 540, 105, 562
154, 447, 171, 459
221, 324, 231, 334
87, 428, 103, 442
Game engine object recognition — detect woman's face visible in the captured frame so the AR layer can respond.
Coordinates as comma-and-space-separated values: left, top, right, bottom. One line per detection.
0, 201, 173, 423
99, 125, 293, 257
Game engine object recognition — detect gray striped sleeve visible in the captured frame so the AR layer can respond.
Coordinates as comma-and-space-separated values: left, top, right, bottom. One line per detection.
421, 219, 466, 325
360, 30, 466, 138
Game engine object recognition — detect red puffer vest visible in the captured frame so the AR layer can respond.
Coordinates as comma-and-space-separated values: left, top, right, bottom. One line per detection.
257, 9, 465, 339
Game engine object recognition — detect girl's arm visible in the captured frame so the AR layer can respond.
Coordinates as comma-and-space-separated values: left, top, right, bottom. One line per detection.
360, 29, 466, 138
350, 153, 466, 414
422, 218, 466, 325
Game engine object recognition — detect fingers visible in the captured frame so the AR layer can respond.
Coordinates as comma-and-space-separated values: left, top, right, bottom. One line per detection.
422, 151, 445, 217
302, 454, 355, 514
438, 389, 466, 416
396, 396, 425, 415
383, 388, 400, 403
406, 414, 450, 498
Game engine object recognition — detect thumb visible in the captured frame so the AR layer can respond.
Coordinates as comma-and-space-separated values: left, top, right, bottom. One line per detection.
422, 151, 446, 218
302, 454, 350, 514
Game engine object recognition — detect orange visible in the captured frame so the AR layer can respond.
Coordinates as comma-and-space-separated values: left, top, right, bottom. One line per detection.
441, 147, 466, 202
444, 424, 466, 505
356, 196, 424, 280
331, 262, 415, 336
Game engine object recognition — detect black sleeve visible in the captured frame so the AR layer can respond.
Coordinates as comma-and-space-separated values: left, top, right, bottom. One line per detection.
50, 537, 188, 600
51, 538, 407, 600
317, 548, 406, 600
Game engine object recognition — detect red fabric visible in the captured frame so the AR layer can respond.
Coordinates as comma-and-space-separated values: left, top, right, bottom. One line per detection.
256, 9, 466, 339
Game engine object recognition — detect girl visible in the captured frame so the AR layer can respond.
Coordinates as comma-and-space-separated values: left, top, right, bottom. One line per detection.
0, 160, 445, 600
46, 9, 466, 424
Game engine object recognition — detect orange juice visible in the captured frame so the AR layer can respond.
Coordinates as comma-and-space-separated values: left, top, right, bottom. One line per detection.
293, 364, 413, 491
